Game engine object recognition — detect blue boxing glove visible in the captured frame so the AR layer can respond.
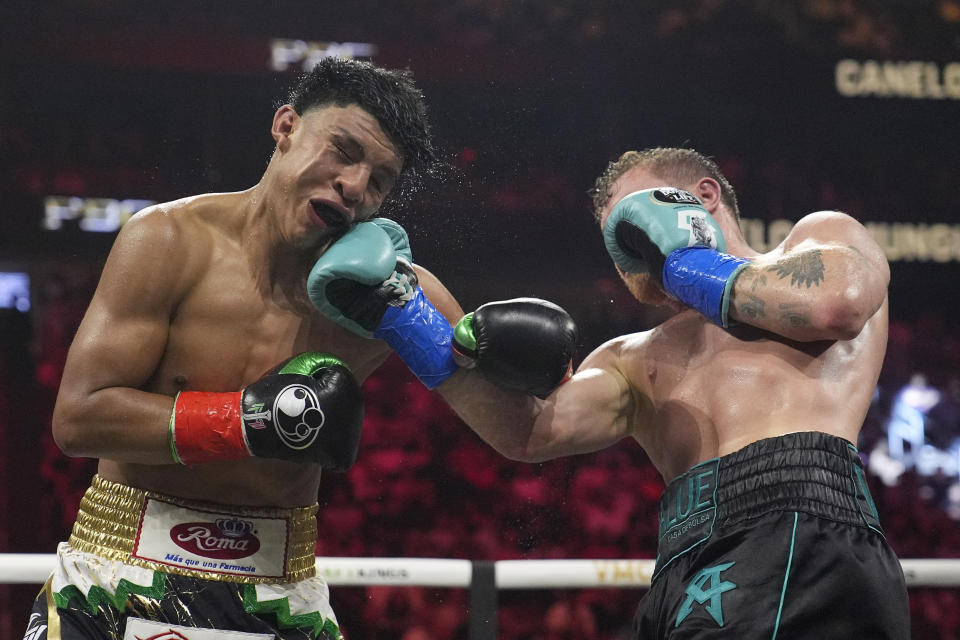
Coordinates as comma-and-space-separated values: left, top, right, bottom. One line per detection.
307, 218, 458, 389
603, 187, 750, 327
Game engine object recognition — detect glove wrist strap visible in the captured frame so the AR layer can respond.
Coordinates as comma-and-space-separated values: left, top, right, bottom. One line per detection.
170, 391, 249, 465
374, 288, 458, 389
662, 246, 749, 328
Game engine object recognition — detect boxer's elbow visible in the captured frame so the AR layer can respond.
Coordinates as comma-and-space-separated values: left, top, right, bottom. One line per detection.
51, 399, 99, 458
812, 249, 888, 340
813, 285, 879, 340
502, 418, 575, 464
52, 409, 87, 457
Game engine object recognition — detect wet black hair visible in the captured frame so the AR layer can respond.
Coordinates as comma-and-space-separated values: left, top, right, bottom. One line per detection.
283, 56, 441, 199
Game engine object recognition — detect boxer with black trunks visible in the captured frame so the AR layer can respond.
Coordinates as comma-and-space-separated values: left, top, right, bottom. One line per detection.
24, 58, 577, 640
463, 147, 909, 638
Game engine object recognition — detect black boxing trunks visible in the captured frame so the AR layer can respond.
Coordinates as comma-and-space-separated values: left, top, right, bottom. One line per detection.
24, 475, 341, 640
633, 432, 909, 639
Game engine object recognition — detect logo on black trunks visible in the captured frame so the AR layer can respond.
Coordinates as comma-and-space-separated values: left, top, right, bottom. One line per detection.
651, 187, 702, 206
244, 384, 325, 450
23, 613, 46, 640
170, 518, 261, 559
676, 562, 737, 628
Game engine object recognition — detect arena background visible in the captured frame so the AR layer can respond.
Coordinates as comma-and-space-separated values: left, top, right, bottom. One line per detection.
1, 1, 959, 638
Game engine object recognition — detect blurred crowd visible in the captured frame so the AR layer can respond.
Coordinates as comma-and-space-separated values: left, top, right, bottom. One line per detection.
6, 0, 960, 56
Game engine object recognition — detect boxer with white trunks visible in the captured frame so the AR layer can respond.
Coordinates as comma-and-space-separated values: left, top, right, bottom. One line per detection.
26, 57, 577, 640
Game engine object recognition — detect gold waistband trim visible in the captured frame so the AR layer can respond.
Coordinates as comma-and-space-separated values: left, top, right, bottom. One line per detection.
68, 475, 318, 584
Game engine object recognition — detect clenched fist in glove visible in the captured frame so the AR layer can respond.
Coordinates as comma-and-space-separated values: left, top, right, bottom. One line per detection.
169, 352, 363, 470
604, 187, 749, 327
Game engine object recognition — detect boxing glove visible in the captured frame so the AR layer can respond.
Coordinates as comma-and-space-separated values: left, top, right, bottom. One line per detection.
307, 218, 412, 337
307, 218, 457, 389
169, 352, 364, 470
452, 298, 577, 398
603, 187, 749, 327
309, 219, 578, 395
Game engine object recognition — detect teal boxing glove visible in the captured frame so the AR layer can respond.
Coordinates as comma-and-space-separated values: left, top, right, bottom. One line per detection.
603, 187, 749, 327
308, 218, 414, 337
603, 187, 727, 275
307, 218, 457, 389
307, 219, 406, 337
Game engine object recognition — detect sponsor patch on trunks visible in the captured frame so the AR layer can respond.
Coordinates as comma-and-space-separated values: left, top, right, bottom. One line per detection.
132, 497, 290, 579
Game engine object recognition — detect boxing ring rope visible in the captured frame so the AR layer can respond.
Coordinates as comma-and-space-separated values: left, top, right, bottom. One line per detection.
4, 555, 960, 639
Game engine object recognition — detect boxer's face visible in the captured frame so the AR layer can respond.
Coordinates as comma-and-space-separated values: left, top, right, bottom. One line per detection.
270, 103, 403, 248
599, 165, 687, 309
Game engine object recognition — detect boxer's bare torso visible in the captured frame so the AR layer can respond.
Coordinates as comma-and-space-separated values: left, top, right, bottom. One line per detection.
118, 206, 396, 505
57, 192, 371, 506
599, 296, 886, 481
56, 191, 463, 507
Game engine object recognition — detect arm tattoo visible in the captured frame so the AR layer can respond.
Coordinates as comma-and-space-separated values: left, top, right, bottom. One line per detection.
779, 302, 812, 328
737, 295, 766, 320
766, 249, 825, 288
738, 265, 768, 292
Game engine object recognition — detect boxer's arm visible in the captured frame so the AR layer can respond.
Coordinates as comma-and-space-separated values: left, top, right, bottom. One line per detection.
727, 210, 889, 341
438, 334, 637, 462
52, 210, 189, 463
422, 258, 629, 461
413, 268, 544, 453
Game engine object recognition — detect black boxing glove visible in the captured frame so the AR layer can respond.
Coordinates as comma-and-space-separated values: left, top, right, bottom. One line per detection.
452, 298, 577, 398
169, 352, 364, 470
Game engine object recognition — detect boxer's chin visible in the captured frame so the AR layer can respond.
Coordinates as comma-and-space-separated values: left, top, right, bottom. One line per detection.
618, 269, 674, 308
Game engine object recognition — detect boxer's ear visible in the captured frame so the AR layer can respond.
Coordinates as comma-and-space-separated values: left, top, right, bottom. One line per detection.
692, 178, 722, 214
271, 105, 299, 150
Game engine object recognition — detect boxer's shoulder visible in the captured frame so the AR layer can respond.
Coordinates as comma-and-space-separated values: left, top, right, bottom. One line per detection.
132, 191, 244, 232
779, 210, 875, 250
107, 195, 235, 301
580, 327, 658, 388
129, 193, 250, 252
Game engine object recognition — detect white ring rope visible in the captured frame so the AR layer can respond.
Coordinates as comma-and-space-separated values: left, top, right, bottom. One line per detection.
495, 559, 655, 589
1, 555, 959, 588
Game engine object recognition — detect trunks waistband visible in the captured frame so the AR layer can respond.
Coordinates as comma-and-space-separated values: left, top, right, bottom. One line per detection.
654, 432, 882, 577
68, 474, 318, 584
